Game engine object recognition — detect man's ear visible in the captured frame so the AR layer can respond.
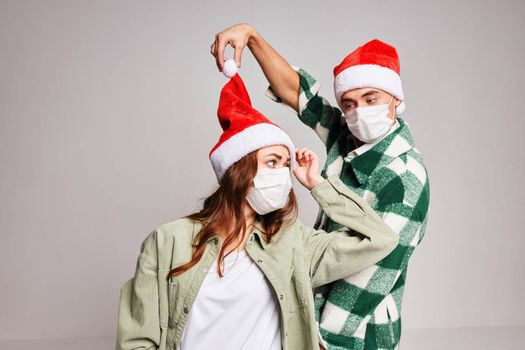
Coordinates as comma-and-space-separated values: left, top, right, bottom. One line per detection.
395, 98, 401, 107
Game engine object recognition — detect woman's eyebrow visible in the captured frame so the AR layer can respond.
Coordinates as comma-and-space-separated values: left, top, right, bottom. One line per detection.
265, 153, 291, 161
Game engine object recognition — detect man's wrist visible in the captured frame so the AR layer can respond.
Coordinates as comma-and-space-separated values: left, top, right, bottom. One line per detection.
246, 27, 261, 49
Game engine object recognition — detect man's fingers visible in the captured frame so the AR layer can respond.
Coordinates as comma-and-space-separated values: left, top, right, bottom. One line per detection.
216, 35, 227, 71
210, 37, 222, 71
233, 45, 243, 67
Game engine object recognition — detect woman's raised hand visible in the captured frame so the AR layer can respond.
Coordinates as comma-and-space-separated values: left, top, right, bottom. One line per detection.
292, 148, 324, 191
210, 23, 256, 72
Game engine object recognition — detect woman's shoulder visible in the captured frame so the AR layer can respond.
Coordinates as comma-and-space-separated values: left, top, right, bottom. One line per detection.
139, 217, 201, 257
134, 217, 199, 269
155, 216, 200, 238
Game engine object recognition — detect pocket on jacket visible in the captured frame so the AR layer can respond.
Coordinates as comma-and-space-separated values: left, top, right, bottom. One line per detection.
168, 278, 178, 328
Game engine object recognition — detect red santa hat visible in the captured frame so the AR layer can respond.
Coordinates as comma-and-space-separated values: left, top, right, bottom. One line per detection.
333, 39, 406, 115
209, 74, 296, 180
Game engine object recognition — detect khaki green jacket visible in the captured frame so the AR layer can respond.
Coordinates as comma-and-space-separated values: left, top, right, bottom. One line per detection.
116, 176, 398, 350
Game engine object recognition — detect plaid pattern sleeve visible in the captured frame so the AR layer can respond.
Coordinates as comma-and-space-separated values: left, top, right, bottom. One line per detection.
265, 67, 346, 151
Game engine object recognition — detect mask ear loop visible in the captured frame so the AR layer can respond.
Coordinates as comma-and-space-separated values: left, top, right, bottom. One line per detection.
387, 95, 396, 119
386, 95, 394, 107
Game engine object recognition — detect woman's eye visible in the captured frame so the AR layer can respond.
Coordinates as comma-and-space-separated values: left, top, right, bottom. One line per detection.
367, 98, 376, 103
267, 160, 276, 167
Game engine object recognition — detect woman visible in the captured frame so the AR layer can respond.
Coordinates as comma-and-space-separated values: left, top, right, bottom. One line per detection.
116, 74, 398, 350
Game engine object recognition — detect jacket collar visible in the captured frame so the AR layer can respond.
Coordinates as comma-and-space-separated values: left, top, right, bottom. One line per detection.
349, 117, 415, 185
252, 220, 270, 250
195, 218, 270, 250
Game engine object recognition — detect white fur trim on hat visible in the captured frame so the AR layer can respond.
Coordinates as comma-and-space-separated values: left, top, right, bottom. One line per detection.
334, 64, 406, 115
210, 123, 296, 180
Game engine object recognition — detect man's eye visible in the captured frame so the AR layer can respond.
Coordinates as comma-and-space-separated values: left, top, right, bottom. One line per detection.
367, 98, 376, 103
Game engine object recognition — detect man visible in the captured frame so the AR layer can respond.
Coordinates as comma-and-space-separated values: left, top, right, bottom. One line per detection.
211, 24, 430, 350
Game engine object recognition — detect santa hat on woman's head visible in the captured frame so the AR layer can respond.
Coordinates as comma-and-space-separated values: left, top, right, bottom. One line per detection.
333, 39, 406, 115
209, 74, 296, 181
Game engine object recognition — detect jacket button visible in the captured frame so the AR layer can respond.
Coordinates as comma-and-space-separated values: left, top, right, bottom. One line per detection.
257, 259, 263, 263
183, 307, 189, 314
279, 294, 283, 300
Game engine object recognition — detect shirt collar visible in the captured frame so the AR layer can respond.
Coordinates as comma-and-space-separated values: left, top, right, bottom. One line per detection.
348, 118, 415, 185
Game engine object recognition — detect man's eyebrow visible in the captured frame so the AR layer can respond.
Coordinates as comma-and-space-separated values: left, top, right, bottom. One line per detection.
342, 90, 382, 103
361, 90, 381, 97
265, 153, 291, 161
341, 97, 356, 103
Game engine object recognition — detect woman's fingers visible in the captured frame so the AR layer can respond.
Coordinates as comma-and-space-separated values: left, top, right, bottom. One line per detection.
292, 148, 322, 191
296, 147, 308, 158
296, 148, 317, 166
296, 148, 308, 164
295, 148, 306, 165
305, 149, 316, 162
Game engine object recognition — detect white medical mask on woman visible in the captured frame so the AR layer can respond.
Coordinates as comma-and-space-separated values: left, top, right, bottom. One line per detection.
246, 167, 293, 215
344, 96, 395, 143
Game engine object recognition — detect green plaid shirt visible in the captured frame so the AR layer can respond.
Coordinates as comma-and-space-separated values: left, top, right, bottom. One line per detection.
266, 69, 430, 350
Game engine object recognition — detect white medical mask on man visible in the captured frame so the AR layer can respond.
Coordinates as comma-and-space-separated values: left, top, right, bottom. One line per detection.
344, 95, 396, 143
246, 167, 293, 215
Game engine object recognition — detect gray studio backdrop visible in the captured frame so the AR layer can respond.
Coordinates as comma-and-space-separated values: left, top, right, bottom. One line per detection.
1, 0, 524, 343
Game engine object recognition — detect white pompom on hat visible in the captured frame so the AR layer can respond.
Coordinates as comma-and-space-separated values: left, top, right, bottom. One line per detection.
222, 58, 238, 78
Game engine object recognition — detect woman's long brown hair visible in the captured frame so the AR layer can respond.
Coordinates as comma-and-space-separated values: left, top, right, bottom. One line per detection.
166, 149, 298, 280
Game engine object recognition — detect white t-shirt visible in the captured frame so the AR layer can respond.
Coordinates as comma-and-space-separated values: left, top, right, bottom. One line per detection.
180, 249, 282, 350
